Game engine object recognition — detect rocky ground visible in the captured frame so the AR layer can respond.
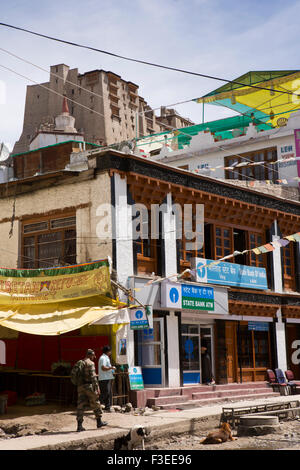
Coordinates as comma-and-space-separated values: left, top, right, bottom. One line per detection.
1, 403, 300, 450
150, 419, 300, 451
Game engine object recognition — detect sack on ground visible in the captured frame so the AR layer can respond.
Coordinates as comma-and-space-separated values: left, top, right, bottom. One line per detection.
70, 360, 86, 386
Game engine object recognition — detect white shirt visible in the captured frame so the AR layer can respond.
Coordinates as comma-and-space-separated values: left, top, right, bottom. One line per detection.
98, 353, 114, 381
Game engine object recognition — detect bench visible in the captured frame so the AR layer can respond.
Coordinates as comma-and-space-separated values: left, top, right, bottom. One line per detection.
221, 399, 300, 429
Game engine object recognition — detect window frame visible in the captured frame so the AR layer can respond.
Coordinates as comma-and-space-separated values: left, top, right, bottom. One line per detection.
21, 212, 76, 269
225, 147, 278, 182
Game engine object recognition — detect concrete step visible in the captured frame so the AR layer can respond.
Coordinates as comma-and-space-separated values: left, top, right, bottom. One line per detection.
157, 392, 281, 410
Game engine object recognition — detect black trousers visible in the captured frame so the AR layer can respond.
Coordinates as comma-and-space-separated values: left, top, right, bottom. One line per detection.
99, 380, 112, 409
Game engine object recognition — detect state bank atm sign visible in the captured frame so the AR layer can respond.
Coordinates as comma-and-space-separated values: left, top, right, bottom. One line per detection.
161, 281, 214, 311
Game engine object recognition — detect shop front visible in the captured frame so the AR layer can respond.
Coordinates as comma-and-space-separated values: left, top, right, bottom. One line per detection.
130, 275, 229, 388
222, 318, 274, 383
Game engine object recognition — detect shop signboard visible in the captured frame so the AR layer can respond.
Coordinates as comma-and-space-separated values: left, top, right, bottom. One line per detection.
130, 307, 149, 330
192, 258, 268, 290
161, 281, 214, 311
128, 366, 144, 390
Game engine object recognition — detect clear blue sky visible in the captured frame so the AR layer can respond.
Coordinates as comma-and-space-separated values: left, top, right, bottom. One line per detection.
0, 0, 300, 149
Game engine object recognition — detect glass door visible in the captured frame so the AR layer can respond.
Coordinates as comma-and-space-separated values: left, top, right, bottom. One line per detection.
137, 318, 165, 387
181, 324, 201, 384
200, 326, 214, 384
181, 324, 214, 385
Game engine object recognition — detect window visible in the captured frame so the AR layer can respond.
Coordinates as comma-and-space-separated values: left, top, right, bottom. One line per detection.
248, 232, 265, 268
282, 243, 295, 291
225, 148, 278, 182
134, 209, 158, 275
179, 207, 204, 272
22, 214, 76, 269
214, 226, 232, 260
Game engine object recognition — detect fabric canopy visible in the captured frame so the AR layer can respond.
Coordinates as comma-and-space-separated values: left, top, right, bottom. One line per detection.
197, 70, 300, 127
91, 307, 130, 325
0, 295, 126, 336
0, 259, 127, 335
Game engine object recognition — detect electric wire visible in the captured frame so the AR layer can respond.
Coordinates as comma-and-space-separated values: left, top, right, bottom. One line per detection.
0, 53, 295, 187
0, 22, 299, 99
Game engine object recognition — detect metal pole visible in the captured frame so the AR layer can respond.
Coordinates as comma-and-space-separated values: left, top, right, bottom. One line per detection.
237, 321, 243, 383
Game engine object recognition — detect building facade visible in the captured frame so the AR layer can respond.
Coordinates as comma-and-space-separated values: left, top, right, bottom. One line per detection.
149, 110, 300, 200
13, 64, 193, 155
1, 142, 300, 408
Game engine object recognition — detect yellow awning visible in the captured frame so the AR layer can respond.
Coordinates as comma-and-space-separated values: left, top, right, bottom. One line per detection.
0, 259, 127, 336
0, 295, 127, 336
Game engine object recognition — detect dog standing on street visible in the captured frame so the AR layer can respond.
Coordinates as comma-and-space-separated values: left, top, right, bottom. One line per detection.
114, 425, 151, 450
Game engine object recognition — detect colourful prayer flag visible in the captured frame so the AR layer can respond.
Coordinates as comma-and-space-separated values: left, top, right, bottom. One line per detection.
263, 243, 275, 252
278, 239, 290, 247
285, 235, 296, 241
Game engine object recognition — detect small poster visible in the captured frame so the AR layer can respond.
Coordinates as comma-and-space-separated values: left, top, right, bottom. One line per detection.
115, 324, 128, 365
118, 339, 127, 356
128, 366, 144, 390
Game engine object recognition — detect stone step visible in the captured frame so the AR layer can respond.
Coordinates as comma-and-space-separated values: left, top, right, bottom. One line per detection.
147, 394, 190, 406
149, 382, 270, 399
157, 392, 281, 410
150, 388, 183, 398
192, 387, 272, 400
213, 382, 269, 391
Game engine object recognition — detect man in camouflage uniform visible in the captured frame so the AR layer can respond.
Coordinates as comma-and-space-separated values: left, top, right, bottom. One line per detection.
76, 349, 107, 432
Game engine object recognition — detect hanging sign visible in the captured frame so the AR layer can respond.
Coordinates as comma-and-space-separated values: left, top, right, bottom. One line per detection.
130, 308, 149, 330
128, 366, 144, 390
161, 281, 214, 311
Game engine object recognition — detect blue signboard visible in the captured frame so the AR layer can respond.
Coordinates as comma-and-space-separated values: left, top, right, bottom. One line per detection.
248, 321, 269, 331
194, 258, 268, 290
128, 367, 144, 390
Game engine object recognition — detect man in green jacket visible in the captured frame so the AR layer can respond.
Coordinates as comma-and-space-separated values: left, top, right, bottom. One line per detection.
76, 349, 107, 432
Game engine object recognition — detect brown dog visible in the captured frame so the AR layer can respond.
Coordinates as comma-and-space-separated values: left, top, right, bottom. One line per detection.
201, 422, 237, 444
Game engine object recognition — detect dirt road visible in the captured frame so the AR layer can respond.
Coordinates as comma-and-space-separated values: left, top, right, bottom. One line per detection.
1, 403, 300, 450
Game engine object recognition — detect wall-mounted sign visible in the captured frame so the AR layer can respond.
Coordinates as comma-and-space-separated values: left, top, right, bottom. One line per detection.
161, 281, 214, 311
130, 308, 149, 330
248, 321, 269, 331
192, 258, 268, 290
128, 366, 144, 390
